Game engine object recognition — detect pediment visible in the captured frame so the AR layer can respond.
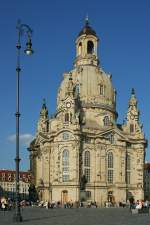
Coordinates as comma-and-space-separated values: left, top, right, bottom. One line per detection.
63, 95, 74, 103
37, 132, 50, 143
55, 129, 76, 142
97, 127, 128, 142
57, 96, 75, 112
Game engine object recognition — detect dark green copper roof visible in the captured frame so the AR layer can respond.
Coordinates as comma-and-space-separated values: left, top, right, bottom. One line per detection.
78, 18, 97, 37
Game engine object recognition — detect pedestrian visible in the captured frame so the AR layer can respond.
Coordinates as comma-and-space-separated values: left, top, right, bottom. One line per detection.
1, 201, 6, 214
45, 200, 49, 209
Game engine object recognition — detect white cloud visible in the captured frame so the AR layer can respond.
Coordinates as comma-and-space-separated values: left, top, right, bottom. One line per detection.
7, 134, 16, 142
8, 133, 34, 147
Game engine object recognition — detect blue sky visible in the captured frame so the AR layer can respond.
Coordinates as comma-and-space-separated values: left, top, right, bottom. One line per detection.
0, 0, 150, 171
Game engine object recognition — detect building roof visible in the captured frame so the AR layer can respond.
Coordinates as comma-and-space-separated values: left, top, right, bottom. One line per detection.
78, 18, 97, 37
144, 163, 150, 170
0, 170, 31, 183
0, 169, 29, 174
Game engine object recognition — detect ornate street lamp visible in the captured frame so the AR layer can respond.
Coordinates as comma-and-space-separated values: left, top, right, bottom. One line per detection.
13, 20, 34, 222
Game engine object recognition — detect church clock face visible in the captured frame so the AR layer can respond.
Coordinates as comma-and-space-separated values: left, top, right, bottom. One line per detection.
66, 102, 71, 108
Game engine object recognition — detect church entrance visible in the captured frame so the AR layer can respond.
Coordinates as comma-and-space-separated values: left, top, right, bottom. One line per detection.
108, 191, 113, 202
61, 190, 68, 203
108, 191, 115, 205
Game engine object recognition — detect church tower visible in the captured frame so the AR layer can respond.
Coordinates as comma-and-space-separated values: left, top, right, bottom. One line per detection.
29, 19, 147, 205
123, 88, 144, 138
74, 17, 99, 67
37, 99, 49, 134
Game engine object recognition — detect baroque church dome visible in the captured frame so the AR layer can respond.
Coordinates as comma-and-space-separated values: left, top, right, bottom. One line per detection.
57, 19, 116, 118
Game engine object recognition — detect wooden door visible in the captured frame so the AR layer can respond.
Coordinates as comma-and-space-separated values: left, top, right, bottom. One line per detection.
62, 190, 68, 203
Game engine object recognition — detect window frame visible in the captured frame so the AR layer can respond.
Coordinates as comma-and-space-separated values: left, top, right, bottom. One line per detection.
107, 152, 114, 184
87, 40, 94, 54
83, 150, 90, 182
104, 116, 110, 126
62, 149, 69, 182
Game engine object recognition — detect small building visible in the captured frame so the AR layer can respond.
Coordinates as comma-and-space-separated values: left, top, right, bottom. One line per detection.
0, 170, 31, 200
144, 163, 150, 200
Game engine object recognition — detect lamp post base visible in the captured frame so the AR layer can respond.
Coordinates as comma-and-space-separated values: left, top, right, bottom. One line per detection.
13, 213, 23, 222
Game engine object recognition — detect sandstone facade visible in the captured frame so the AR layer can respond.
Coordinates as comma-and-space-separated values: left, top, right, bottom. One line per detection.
29, 19, 147, 206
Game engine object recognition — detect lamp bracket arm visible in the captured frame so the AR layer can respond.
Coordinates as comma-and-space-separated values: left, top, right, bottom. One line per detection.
16, 22, 33, 37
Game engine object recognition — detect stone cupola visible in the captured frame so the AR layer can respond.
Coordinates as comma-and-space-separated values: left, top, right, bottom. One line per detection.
74, 17, 99, 67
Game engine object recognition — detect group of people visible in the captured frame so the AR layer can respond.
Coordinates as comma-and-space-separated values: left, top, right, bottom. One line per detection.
38, 200, 63, 209
130, 200, 150, 209
1, 197, 149, 211
38, 200, 79, 209
104, 199, 150, 209
37, 200, 97, 209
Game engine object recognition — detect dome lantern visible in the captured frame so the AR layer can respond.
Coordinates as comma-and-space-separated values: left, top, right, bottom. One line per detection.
75, 17, 99, 67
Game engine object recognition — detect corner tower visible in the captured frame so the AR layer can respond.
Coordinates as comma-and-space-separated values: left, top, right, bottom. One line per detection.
123, 88, 144, 138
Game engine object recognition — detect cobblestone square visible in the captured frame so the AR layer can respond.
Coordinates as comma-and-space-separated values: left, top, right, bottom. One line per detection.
0, 207, 150, 225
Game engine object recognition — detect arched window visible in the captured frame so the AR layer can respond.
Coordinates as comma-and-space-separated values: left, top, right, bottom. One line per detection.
109, 134, 114, 144
100, 84, 104, 95
84, 151, 90, 182
104, 116, 110, 126
126, 154, 131, 184
107, 152, 113, 184
87, 41, 94, 54
78, 42, 82, 55
108, 152, 113, 169
130, 124, 134, 133
84, 151, 90, 167
62, 150, 69, 182
62, 190, 68, 203
64, 113, 72, 123
70, 113, 72, 123
65, 113, 69, 122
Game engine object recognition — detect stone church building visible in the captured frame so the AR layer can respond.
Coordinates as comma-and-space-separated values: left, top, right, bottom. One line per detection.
29, 19, 147, 206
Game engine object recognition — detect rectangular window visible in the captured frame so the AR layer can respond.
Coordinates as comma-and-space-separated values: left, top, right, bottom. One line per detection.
130, 124, 134, 133
65, 113, 69, 122
83, 136, 91, 144
84, 168, 90, 182
62, 161, 69, 166
109, 135, 114, 144
63, 132, 69, 140
63, 167, 69, 172
100, 85, 104, 95
62, 174, 69, 182
108, 170, 113, 183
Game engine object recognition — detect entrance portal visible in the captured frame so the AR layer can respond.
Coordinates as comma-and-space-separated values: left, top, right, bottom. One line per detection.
62, 190, 68, 203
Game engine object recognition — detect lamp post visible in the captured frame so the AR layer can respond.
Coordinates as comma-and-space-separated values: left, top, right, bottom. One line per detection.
13, 21, 34, 222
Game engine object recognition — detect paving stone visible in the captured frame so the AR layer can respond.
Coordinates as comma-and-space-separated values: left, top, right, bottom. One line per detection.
0, 207, 149, 225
